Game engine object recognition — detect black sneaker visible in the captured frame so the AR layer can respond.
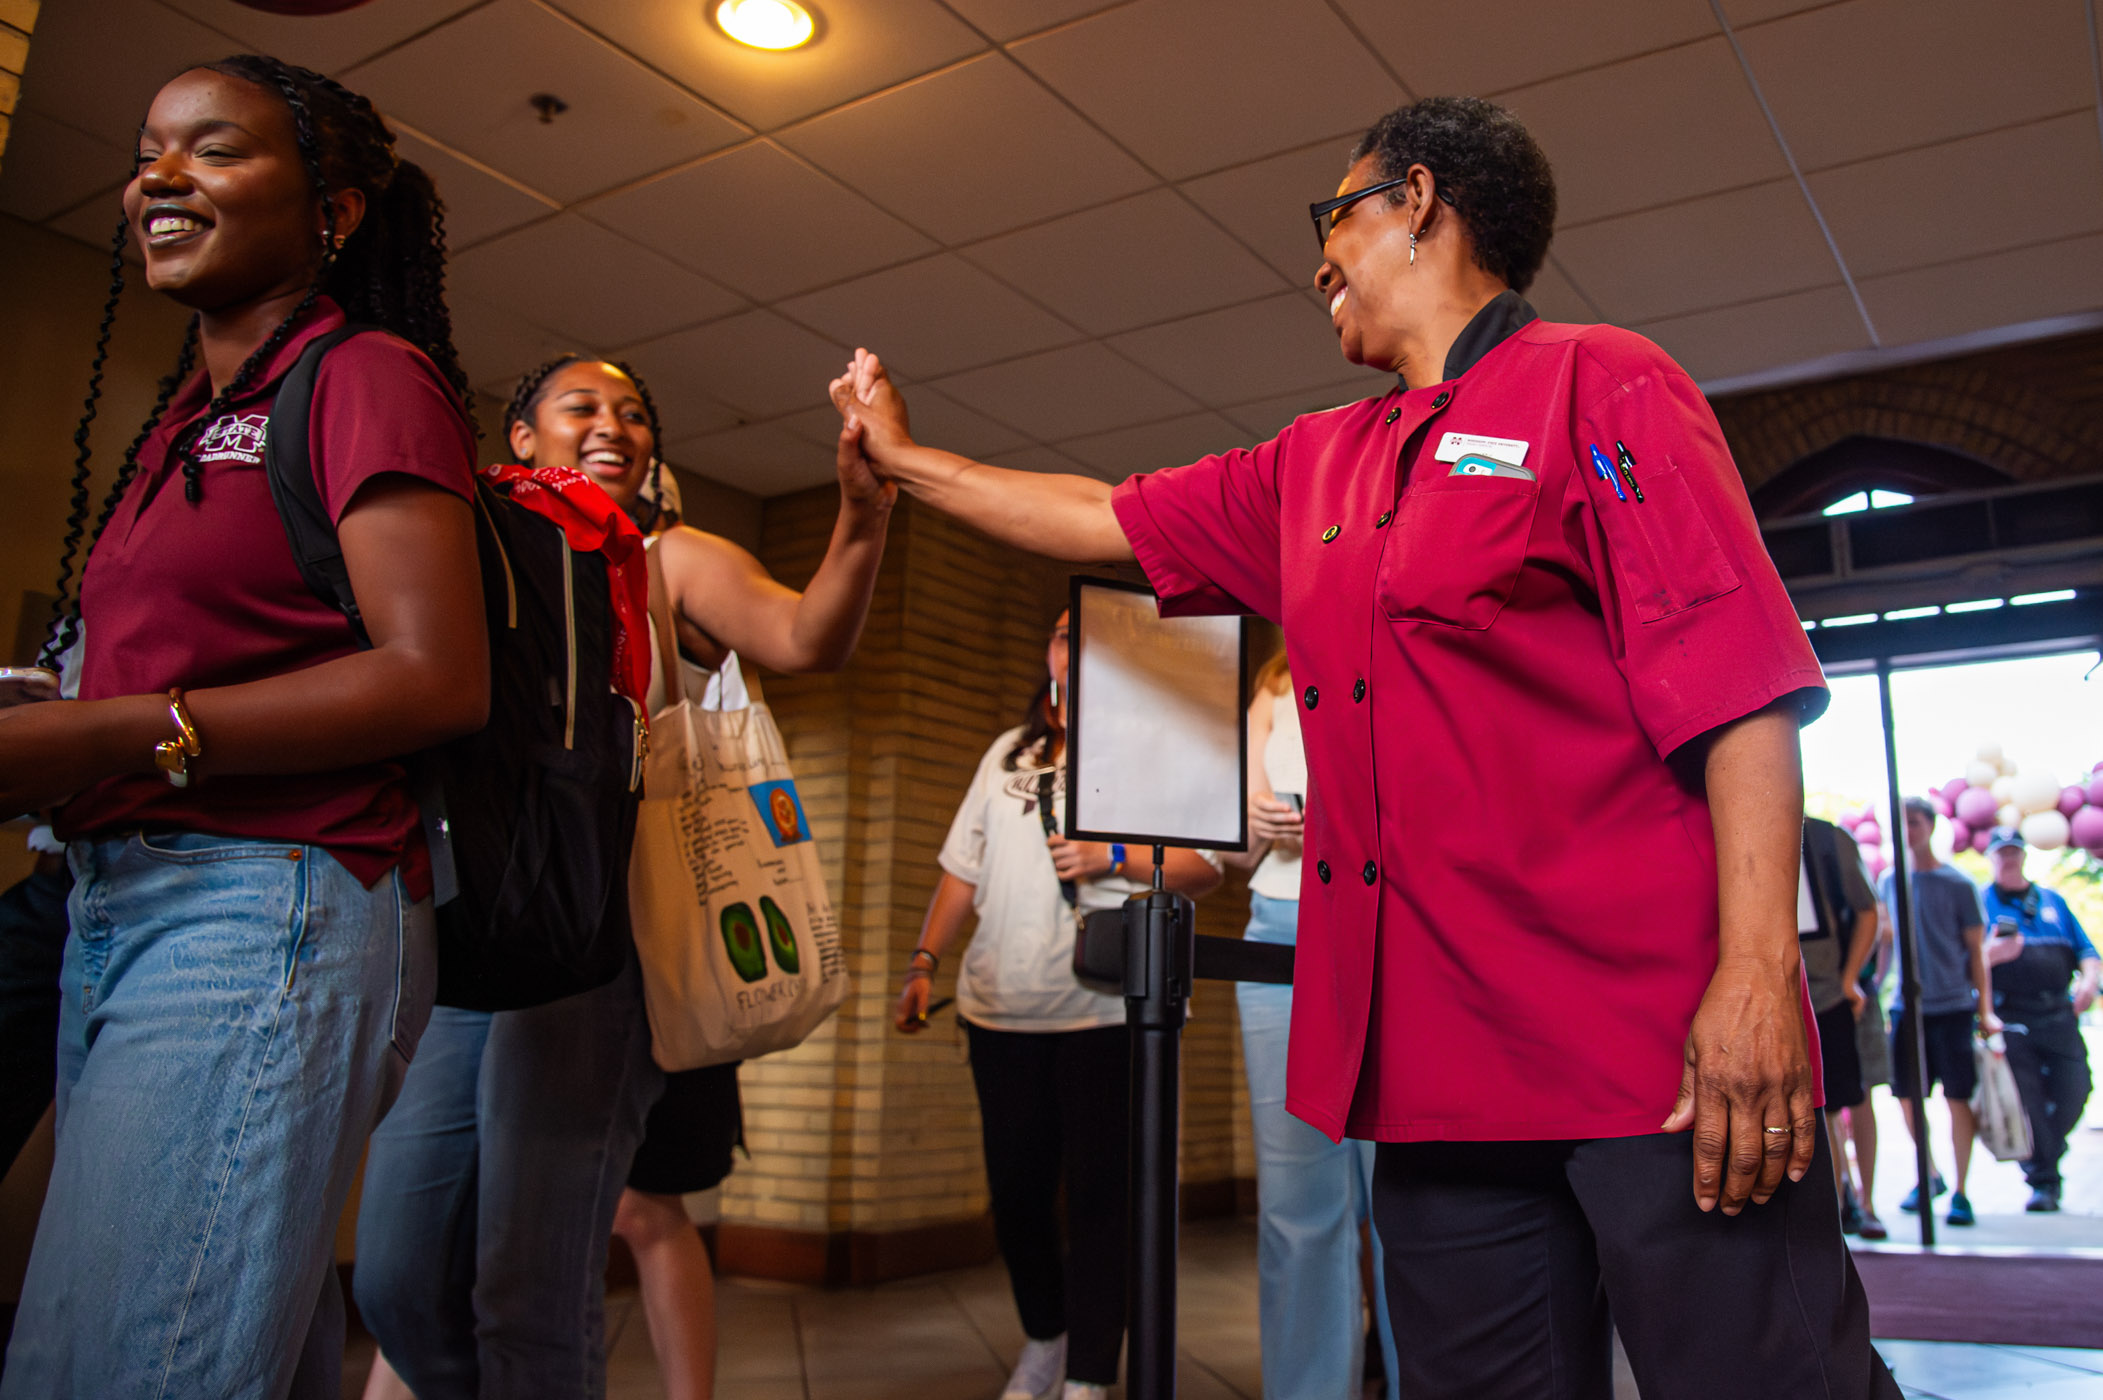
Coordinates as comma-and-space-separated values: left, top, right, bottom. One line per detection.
1840, 1194, 1864, 1235
2026, 1189, 2061, 1213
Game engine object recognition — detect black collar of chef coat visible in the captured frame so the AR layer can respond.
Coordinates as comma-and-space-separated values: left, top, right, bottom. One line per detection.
1405, 288, 1539, 388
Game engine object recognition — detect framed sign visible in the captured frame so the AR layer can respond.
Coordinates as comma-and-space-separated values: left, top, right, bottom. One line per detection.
1064, 576, 1248, 851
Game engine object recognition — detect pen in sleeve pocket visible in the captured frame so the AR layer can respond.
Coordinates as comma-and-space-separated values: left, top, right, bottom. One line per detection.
1588, 444, 1627, 502
1613, 440, 1645, 503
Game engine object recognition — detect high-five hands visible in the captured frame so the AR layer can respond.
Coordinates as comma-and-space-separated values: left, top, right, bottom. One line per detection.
828, 348, 913, 463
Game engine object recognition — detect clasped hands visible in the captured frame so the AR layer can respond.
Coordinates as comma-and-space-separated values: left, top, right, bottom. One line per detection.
828, 348, 911, 494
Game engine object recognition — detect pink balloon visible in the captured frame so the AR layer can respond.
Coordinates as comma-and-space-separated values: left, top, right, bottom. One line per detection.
1954, 788, 2000, 829
1856, 820, 1882, 849
1942, 778, 1969, 801
2062, 786, 2089, 818
1867, 852, 1889, 877
1972, 829, 1993, 853
2072, 805, 2103, 852
1949, 820, 1971, 851
2088, 775, 2103, 808
1932, 794, 1953, 817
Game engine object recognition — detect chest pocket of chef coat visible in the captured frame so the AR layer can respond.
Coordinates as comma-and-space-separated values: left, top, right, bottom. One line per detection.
1377, 473, 1540, 629
1592, 457, 1741, 623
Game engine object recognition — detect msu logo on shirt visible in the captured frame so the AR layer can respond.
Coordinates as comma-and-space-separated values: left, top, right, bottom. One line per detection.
196, 412, 270, 466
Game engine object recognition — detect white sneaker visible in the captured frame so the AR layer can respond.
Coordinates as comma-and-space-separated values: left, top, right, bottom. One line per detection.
1001, 1335, 1066, 1400
1061, 1384, 1108, 1400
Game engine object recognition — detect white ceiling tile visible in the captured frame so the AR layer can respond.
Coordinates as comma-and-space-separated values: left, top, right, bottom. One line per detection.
1007, 0, 1403, 181
450, 292, 592, 395
14, 0, 232, 147
41, 183, 141, 263
1335, 0, 1718, 96
390, 126, 556, 252
1107, 292, 1357, 405
1551, 179, 1835, 324
1736, 0, 2093, 171
777, 54, 1156, 244
451, 215, 744, 349
962, 188, 1288, 336
345, 0, 745, 204
1055, 411, 1250, 480
1808, 113, 2103, 280
1855, 232, 2103, 348
933, 343, 1199, 440
1525, 258, 1600, 324
944, 0, 1130, 42
775, 383, 1032, 460
665, 422, 836, 497
776, 254, 1081, 379
0, 112, 131, 224
617, 310, 848, 420
581, 141, 936, 302
1220, 377, 1391, 440
1498, 37, 1789, 227
159, 0, 486, 71
1632, 285, 1867, 383
1179, 136, 1361, 286
545, 0, 984, 131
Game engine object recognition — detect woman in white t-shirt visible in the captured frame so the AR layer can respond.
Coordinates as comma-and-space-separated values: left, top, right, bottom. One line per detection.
1225, 649, 1399, 1400
895, 610, 1220, 1400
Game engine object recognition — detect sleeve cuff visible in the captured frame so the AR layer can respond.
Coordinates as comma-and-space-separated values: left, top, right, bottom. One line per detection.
1110, 476, 1255, 617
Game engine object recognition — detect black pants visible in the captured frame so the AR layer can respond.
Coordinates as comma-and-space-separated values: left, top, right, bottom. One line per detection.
1372, 1122, 1899, 1400
0, 857, 71, 1172
964, 1020, 1130, 1385
2003, 1004, 2091, 1194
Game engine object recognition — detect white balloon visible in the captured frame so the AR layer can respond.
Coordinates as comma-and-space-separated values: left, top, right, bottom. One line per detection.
1998, 803, 2024, 829
1965, 761, 2000, 789
2010, 770, 2062, 816
1990, 776, 2017, 803
2020, 810, 2071, 851
1976, 741, 2005, 767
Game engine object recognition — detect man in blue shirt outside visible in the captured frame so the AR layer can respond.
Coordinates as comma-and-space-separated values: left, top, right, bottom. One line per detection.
1982, 828, 2100, 1213
1880, 797, 1999, 1227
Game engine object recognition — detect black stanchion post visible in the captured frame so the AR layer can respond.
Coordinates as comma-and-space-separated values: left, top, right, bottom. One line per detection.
1124, 845, 1193, 1400
1876, 660, 1935, 1248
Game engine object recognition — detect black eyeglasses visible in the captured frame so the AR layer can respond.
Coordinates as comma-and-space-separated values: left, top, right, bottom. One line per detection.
1308, 176, 1454, 250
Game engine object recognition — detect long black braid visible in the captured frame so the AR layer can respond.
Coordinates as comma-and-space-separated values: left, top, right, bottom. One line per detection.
40, 53, 469, 666
504, 354, 670, 531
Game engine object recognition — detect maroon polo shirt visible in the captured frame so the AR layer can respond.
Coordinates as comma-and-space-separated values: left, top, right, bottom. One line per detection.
57, 297, 476, 894
1112, 294, 1828, 1143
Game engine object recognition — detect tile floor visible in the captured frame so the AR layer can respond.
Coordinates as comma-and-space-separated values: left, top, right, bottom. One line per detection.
344, 1212, 2103, 1399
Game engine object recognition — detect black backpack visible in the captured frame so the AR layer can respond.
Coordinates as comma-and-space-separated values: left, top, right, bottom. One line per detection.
264, 324, 643, 1011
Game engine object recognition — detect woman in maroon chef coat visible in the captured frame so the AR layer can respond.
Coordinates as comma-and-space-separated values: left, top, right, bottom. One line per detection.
825, 97, 1900, 1400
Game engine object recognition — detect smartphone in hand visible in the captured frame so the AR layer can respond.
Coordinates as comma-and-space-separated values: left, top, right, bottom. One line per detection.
0, 667, 60, 708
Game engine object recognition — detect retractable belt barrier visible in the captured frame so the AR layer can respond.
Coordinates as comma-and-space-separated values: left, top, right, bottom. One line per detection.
1074, 851, 1294, 1400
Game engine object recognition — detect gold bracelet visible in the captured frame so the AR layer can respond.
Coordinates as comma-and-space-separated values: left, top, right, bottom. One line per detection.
152, 688, 202, 789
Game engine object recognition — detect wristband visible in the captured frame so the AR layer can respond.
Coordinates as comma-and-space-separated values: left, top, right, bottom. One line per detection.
909, 947, 939, 974
1109, 842, 1127, 876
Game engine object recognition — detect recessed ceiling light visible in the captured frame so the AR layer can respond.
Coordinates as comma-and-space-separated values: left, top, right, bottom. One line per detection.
715, 0, 816, 49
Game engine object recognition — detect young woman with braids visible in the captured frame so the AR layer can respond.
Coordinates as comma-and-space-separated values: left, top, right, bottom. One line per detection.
353, 355, 892, 1400
0, 57, 486, 1399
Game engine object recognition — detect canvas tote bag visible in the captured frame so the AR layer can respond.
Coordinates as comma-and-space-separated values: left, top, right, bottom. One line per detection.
1970, 1031, 2033, 1163
627, 551, 848, 1070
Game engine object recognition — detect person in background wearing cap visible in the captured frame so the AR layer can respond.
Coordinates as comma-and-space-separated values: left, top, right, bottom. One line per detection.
1881, 797, 1997, 1227
1981, 828, 2099, 1214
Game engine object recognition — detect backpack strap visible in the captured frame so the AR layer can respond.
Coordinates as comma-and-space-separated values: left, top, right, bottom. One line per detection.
264, 323, 384, 647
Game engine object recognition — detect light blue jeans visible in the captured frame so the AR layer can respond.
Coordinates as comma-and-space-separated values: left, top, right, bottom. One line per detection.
2, 832, 433, 1400
1238, 893, 1400, 1400
352, 954, 661, 1400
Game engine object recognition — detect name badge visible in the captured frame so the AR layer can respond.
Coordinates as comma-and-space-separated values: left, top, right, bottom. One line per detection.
1435, 431, 1530, 467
